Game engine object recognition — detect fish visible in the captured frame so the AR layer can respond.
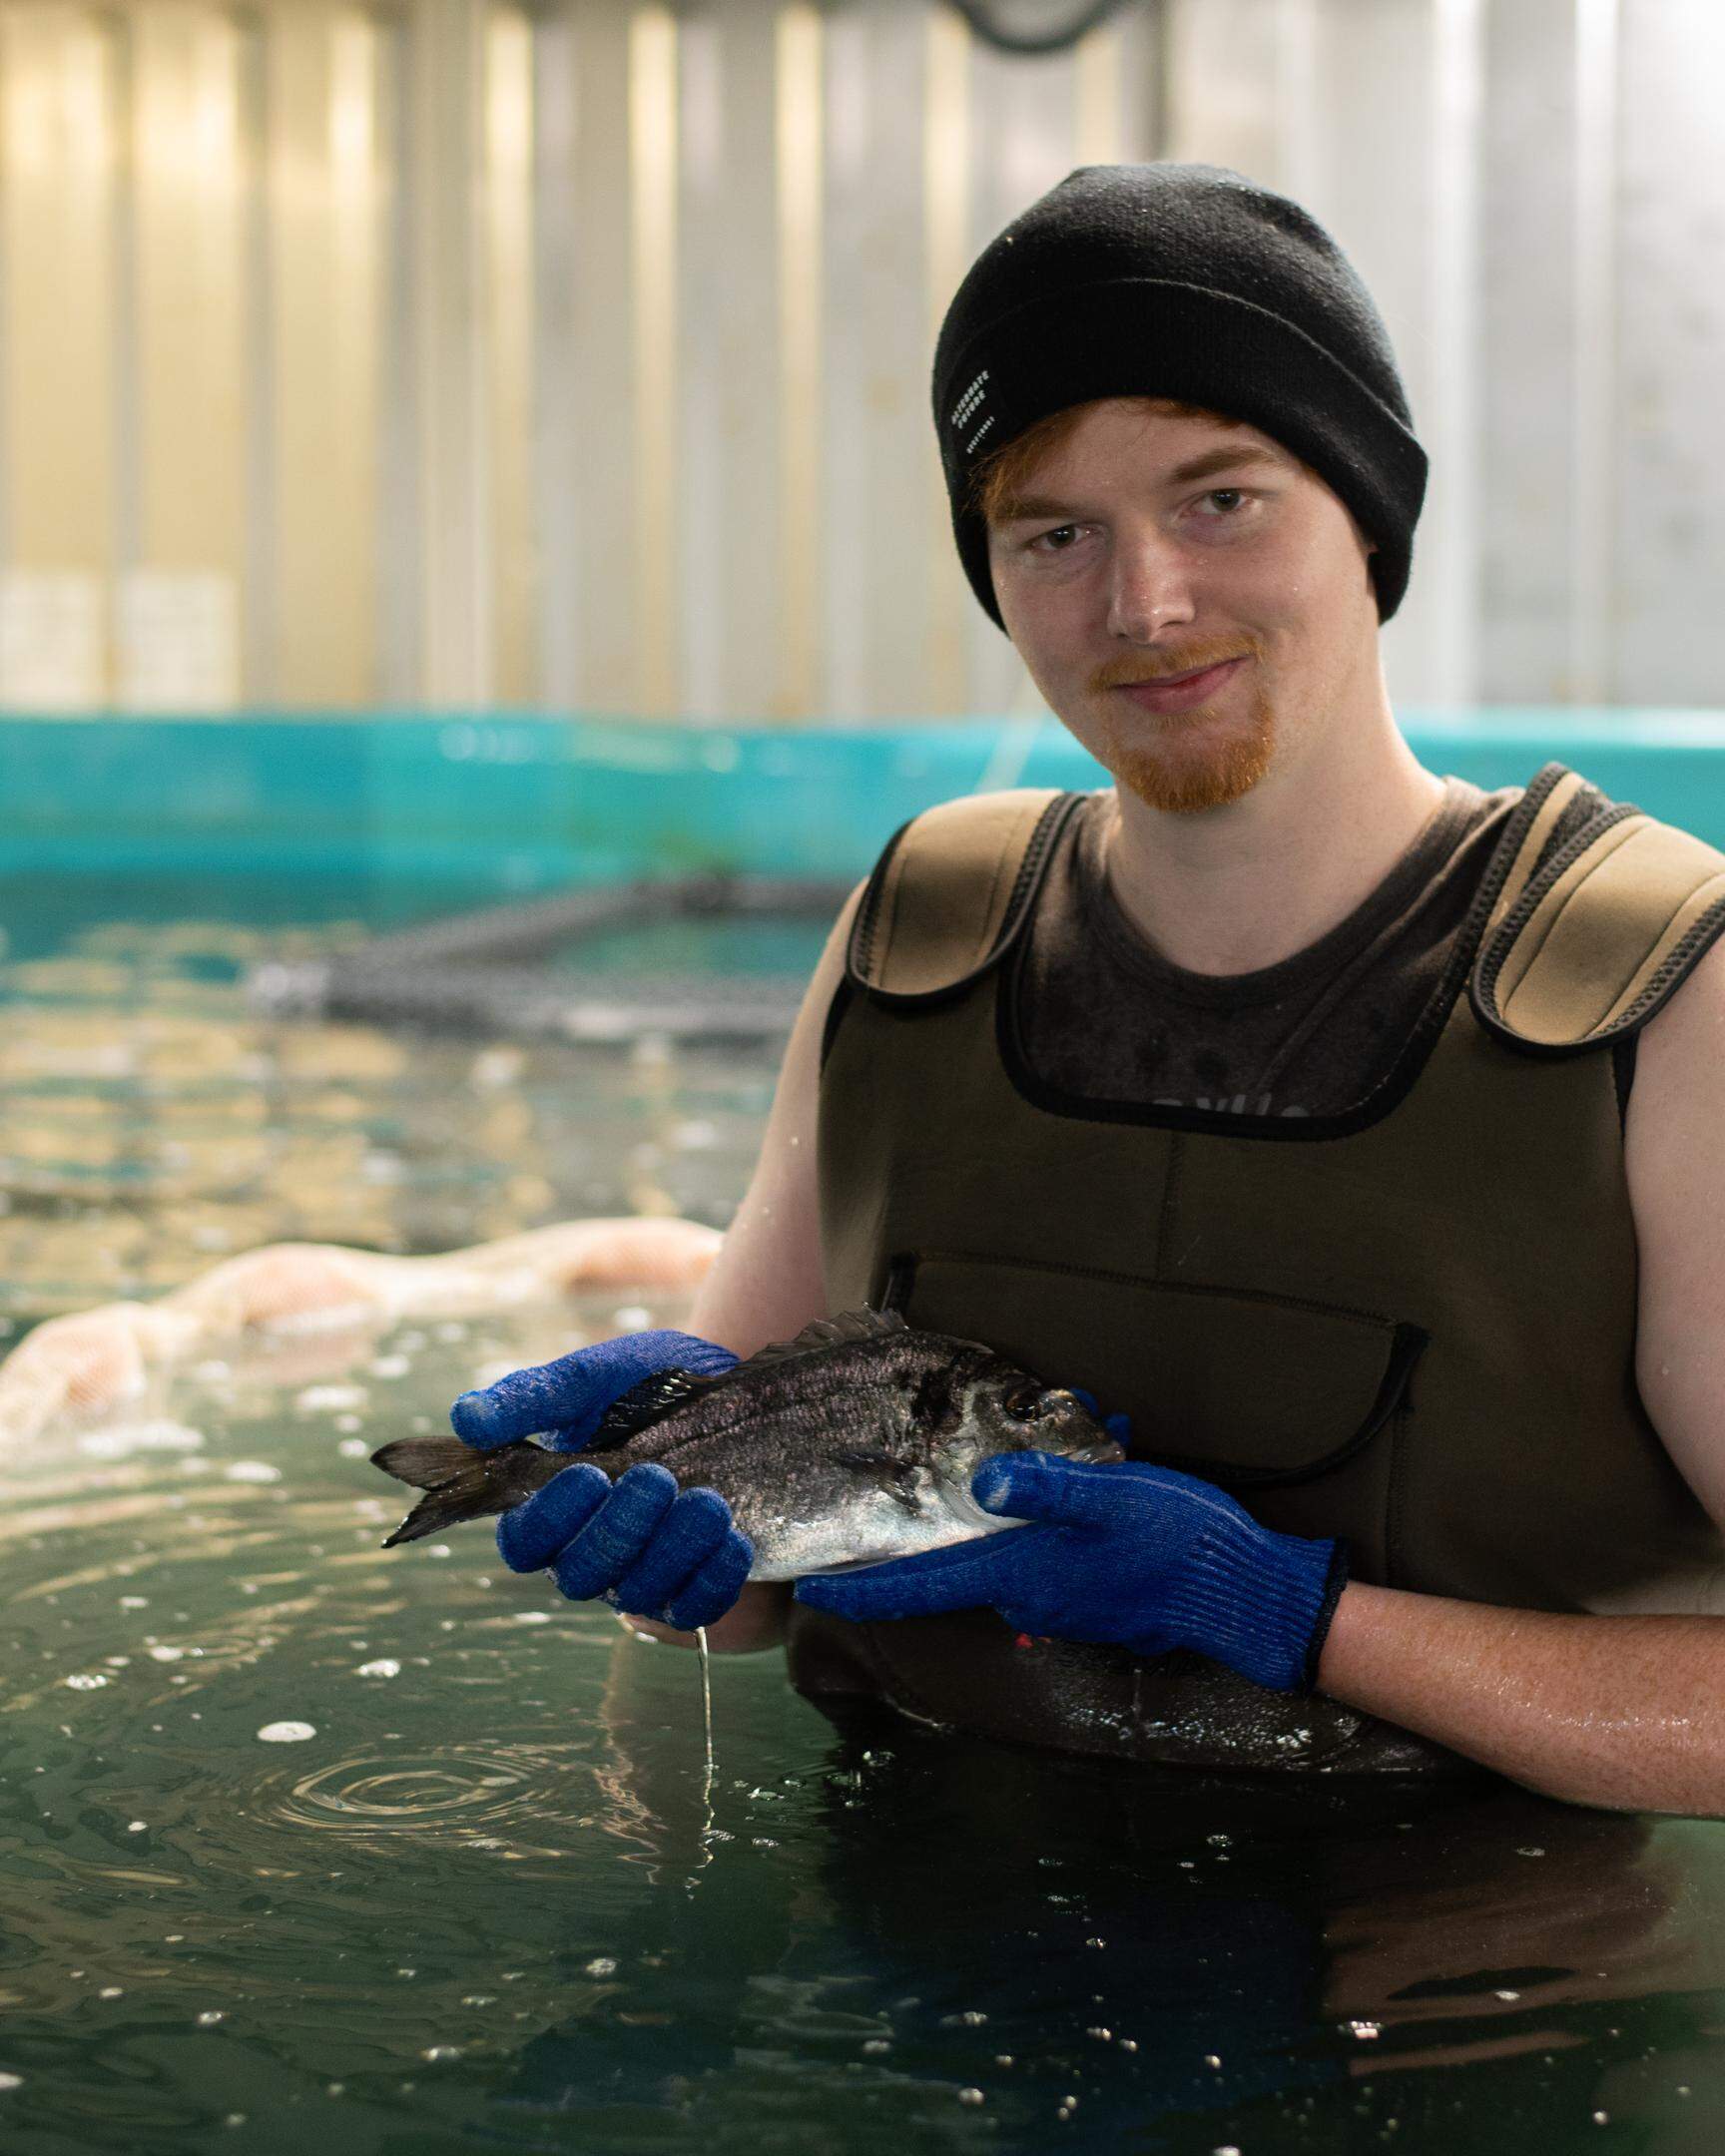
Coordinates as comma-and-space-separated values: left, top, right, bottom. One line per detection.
369, 1307, 1126, 1579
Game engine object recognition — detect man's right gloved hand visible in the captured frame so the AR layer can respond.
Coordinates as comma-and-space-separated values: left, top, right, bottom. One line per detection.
450, 1330, 756, 1631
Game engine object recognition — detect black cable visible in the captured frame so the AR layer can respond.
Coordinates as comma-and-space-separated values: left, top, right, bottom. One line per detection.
944, 0, 1138, 58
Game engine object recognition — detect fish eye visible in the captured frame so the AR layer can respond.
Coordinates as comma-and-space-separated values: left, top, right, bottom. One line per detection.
1004, 1385, 1073, 1422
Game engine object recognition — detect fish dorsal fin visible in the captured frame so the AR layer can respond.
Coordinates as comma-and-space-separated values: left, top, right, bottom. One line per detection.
740, 1307, 908, 1371
586, 1365, 724, 1447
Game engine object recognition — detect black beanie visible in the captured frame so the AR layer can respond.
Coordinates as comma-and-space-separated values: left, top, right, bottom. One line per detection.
932, 161, 1428, 630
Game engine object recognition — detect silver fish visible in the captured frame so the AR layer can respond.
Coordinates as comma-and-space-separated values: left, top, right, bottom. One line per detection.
370, 1307, 1125, 1579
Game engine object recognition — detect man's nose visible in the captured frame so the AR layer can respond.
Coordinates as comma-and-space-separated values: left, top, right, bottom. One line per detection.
1105, 532, 1196, 643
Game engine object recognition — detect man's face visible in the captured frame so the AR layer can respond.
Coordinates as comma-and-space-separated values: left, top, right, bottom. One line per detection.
984, 400, 1382, 815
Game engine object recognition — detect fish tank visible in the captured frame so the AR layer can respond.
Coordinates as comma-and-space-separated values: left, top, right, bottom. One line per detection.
3, 711, 1725, 2155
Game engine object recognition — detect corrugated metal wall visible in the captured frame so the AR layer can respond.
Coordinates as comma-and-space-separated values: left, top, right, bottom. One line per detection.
0, 0, 1719, 720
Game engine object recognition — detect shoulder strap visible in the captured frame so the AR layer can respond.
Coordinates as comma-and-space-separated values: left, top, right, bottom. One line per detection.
1469, 766, 1725, 1053
847, 787, 1082, 1002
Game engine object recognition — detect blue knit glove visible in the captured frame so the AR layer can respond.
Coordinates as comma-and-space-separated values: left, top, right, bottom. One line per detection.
795, 1449, 1348, 1695
449, 1330, 755, 1631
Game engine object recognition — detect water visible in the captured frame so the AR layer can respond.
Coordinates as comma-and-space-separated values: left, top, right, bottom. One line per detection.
3, 889, 1725, 2154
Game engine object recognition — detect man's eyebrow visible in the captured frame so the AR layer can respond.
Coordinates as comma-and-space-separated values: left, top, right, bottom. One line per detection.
993, 443, 1290, 522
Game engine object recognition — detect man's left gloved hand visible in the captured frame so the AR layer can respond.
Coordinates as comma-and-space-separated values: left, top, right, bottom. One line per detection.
795, 1448, 1349, 1695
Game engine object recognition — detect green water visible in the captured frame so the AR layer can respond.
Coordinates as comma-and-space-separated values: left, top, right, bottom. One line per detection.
4, 890, 1725, 2154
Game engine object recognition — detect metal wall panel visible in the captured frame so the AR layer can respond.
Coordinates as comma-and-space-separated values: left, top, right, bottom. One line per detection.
0, 0, 1719, 720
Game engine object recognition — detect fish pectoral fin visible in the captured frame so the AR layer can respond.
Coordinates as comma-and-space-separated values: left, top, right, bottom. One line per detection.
833, 1448, 923, 1515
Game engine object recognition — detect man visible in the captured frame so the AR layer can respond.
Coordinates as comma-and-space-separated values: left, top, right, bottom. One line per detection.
464, 162, 1725, 1817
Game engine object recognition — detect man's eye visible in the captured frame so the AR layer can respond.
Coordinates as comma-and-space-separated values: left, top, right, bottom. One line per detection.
1027, 524, 1081, 553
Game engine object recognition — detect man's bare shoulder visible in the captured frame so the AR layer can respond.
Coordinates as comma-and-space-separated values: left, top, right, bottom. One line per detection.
1623, 933, 1725, 1524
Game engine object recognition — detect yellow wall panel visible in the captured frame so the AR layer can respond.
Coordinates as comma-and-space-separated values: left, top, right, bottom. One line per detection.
124, 2, 245, 707
264, 3, 382, 706
0, 4, 116, 704
485, 4, 535, 705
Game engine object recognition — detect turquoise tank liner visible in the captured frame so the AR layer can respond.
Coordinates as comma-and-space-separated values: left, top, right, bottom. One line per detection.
9, 709, 1725, 896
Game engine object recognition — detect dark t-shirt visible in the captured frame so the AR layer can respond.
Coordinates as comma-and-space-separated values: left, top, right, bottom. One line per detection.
1017, 778, 1519, 1120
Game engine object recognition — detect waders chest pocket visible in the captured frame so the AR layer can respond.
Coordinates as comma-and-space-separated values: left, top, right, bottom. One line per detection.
882, 1251, 1428, 1562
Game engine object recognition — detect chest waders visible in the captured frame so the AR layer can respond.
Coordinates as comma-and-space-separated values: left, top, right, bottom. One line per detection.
791, 765, 1725, 1774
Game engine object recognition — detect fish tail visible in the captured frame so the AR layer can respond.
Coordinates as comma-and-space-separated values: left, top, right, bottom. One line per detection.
370, 1436, 553, 1547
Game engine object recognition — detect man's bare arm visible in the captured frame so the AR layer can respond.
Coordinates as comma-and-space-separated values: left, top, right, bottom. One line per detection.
1320, 940, 1725, 1817
620, 878, 867, 1656
1317, 1589, 1725, 1814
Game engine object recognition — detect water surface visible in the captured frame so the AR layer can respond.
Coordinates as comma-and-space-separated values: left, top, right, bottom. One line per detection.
2, 890, 1724, 2154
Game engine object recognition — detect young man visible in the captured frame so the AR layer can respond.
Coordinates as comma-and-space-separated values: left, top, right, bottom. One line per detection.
444, 165, 1725, 1815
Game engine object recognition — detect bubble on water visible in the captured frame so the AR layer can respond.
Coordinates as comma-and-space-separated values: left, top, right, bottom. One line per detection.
198, 2011, 225, 2026
513, 1611, 550, 1626
127, 1822, 147, 1834
225, 1461, 281, 1484
258, 1722, 316, 1744
334, 1414, 362, 1433
862, 2039, 890, 2055
957, 2089, 984, 2106
119, 1595, 148, 1610
295, 1385, 367, 1413
78, 1421, 203, 1460
369, 1354, 410, 1379
583, 1957, 617, 1976
99, 1987, 123, 1999
0, 2073, 20, 2090
338, 1437, 368, 1458
423, 2046, 460, 2062
355, 1660, 400, 1679
65, 1673, 109, 1691
148, 1645, 184, 1662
